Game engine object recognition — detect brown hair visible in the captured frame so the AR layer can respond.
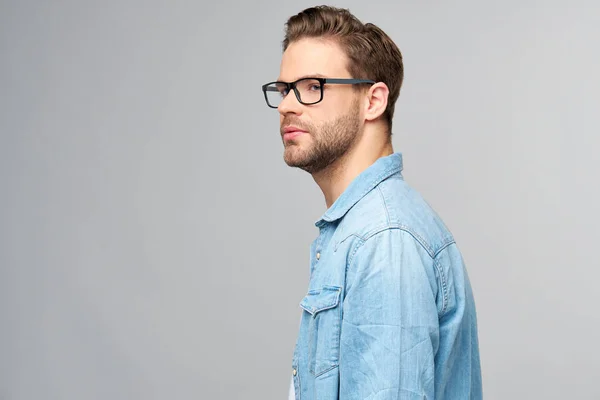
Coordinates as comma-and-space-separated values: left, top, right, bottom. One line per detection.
282, 6, 404, 133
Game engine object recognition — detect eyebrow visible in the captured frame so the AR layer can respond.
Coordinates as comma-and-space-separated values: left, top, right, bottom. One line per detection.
276, 73, 328, 82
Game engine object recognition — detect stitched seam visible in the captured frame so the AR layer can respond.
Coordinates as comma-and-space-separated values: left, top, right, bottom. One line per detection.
338, 232, 366, 245
432, 256, 449, 315
346, 237, 366, 268
300, 289, 341, 314
314, 364, 338, 378
363, 225, 440, 258
377, 185, 391, 225
296, 371, 301, 400
340, 224, 454, 259
432, 240, 455, 258
347, 225, 437, 259
345, 224, 455, 262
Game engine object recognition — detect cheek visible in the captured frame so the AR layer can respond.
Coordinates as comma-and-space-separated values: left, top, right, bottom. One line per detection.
322, 93, 355, 117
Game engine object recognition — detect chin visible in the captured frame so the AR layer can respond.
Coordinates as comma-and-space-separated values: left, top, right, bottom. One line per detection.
283, 147, 311, 167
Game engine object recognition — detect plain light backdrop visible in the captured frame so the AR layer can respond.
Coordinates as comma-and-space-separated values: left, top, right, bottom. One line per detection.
1, 0, 599, 399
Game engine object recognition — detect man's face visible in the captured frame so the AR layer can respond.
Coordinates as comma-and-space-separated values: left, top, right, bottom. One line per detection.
277, 38, 363, 174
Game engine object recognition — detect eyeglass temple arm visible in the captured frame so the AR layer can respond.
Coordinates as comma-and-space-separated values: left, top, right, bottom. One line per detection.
324, 78, 375, 84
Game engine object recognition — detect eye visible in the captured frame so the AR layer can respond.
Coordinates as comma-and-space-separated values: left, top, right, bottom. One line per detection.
276, 86, 289, 97
308, 84, 321, 91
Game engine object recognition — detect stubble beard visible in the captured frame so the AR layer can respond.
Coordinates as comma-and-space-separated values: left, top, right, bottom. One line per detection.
282, 103, 361, 175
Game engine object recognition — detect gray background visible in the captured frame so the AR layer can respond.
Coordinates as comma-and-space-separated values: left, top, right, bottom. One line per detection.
1, 0, 599, 399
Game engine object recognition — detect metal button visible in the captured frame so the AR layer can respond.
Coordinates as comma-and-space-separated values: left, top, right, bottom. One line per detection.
292, 368, 297, 376
316, 252, 321, 260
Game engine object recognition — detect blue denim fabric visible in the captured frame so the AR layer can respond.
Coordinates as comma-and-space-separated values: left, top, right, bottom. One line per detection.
290, 153, 482, 399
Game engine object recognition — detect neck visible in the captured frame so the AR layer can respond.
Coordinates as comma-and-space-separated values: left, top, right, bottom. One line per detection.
312, 129, 394, 209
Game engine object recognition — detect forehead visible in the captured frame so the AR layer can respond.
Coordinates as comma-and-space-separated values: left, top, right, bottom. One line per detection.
278, 38, 350, 81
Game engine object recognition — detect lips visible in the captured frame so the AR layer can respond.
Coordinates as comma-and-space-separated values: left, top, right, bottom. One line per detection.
282, 126, 308, 141
283, 126, 307, 134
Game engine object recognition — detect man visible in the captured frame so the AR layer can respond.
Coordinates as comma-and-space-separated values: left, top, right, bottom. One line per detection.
261, 6, 482, 400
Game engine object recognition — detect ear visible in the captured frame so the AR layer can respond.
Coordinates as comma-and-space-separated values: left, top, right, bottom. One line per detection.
363, 82, 389, 122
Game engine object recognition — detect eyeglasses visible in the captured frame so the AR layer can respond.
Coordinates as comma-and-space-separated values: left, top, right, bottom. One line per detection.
261, 77, 375, 108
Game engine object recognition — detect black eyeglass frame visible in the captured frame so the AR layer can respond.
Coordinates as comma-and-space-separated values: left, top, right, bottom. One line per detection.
261, 77, 376, 108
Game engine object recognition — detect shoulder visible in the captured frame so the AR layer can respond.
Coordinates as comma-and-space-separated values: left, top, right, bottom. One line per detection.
341, 175, 456, 258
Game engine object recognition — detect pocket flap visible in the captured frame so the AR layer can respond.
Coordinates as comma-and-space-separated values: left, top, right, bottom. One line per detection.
299, 286, 341, 315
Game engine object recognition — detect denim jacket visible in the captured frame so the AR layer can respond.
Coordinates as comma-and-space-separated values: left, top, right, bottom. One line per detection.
290, 153, 482, 400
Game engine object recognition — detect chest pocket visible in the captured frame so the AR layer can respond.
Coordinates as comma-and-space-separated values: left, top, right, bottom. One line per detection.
300, 285, 342, 377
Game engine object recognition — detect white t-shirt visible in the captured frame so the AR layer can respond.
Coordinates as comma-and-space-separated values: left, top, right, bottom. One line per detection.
288, 375, 295, 399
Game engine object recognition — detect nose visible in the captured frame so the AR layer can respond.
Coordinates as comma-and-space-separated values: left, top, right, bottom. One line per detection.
278, 90, 303, 116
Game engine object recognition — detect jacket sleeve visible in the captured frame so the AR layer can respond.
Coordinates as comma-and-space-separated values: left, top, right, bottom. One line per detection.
339, 228, 441, 400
